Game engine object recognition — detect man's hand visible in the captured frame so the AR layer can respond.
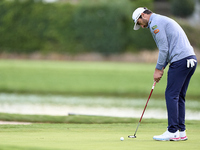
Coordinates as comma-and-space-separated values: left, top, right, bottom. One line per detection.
154, 68, 164, 83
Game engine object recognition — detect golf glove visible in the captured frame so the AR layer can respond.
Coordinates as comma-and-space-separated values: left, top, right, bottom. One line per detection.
187, 59, 197, 68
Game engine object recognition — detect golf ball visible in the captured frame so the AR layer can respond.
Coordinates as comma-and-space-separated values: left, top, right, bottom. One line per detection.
120, 137, 124, 141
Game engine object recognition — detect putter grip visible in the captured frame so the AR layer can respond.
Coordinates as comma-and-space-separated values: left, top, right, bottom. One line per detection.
152, 82, 156, 89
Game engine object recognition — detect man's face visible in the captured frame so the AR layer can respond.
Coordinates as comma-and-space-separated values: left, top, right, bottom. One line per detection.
137, 16, 148, 28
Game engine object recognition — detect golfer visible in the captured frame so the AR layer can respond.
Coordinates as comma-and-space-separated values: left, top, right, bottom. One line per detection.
132, 7, 197, 141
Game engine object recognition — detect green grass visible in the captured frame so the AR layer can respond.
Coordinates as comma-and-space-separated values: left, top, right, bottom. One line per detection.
0, 120, 199, 150
0, 59, 199, 99
0, 113, 138, 124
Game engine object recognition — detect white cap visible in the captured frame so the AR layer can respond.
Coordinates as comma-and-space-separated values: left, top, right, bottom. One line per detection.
132, 7, 146, 30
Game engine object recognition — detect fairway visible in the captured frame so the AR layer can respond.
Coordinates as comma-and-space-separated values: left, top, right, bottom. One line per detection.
0, 59, 199, 99
0, 121, 200, 150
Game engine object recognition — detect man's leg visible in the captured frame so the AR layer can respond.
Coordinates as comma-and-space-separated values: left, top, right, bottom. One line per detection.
178, 62, 197, 131
165, 63, 183, 133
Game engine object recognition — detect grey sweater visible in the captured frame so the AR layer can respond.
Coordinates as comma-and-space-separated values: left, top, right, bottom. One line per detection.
148, 13, 195, 70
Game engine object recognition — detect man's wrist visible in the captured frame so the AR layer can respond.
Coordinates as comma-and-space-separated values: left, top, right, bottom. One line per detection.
156, 64, 163, 70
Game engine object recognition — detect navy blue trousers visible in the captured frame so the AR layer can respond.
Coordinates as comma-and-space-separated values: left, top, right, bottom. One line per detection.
166, 55, 197, 133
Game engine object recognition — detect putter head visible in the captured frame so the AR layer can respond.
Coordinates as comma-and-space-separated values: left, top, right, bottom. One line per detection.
128, 135, 136, 138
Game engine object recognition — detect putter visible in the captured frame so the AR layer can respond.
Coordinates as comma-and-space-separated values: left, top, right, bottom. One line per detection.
128, 81, 156, 138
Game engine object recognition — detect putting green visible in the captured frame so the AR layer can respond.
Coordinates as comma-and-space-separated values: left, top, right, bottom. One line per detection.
0, 121, 199, 150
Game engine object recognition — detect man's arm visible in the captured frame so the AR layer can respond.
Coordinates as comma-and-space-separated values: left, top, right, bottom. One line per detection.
150, 22, 169, 70
150, 21, 169, 82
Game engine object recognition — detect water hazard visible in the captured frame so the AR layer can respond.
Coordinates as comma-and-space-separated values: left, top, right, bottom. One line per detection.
0, 93, 199, 120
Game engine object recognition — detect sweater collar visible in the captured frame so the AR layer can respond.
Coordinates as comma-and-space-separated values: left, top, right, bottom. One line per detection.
148, 13, 156, 28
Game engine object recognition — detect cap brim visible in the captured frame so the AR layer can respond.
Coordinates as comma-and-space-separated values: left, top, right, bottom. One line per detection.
134, 23, 140, 30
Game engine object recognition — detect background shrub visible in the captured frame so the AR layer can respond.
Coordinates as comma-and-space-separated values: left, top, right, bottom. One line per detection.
0, 0, 198, 55
71, 0, 131, 55
0, 0, 52, 53
171, 0, 195, 18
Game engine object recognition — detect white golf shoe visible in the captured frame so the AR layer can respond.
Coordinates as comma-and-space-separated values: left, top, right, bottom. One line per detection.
153, 130, 180, 141
180, 130, 188, 141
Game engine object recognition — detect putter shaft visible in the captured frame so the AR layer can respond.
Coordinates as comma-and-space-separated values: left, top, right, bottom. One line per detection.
128, 82, 156, 138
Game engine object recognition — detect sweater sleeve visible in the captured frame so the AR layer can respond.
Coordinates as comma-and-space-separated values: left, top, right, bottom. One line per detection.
150, 24, 169, 70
